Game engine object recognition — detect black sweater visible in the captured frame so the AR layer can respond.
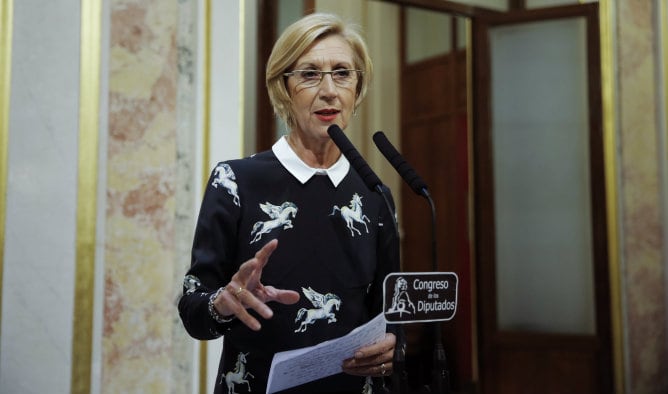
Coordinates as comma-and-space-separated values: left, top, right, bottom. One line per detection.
178, 149, 399, 393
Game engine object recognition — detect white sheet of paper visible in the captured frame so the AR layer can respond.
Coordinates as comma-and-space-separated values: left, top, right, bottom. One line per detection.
266, 312, 386, 394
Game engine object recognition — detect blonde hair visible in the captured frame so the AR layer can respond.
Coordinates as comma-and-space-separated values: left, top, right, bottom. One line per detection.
265, 13, 373, 129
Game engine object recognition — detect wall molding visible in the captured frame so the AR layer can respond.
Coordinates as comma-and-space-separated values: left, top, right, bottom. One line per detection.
72, 0, 102, 392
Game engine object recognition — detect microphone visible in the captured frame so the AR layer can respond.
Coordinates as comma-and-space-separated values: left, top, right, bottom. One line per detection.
373, 130, 450, 393
372, 131, 429, 197
327, 124, 383, 192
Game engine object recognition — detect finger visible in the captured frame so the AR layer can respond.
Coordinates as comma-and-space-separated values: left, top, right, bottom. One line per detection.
215, 289, 263, 331
254, 239, 278, 268
343, 348, 394, 369
234, 260, 260, 285
342, 361, 393, 377
218, 283, 272, 318
236, 287, 274, 320
235, 240, 278, 288
343, 338, 395, 370
262, 286, 300, 305
226, 299, 262, 331
354, 333, 396, 359
234, 240, 277, 279
377, 361, 393, 377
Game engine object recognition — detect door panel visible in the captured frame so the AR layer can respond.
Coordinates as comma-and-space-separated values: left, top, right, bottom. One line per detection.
490, 17, 595, 335
472, 4, 612, 393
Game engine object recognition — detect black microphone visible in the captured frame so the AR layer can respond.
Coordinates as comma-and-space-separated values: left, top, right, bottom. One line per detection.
372, 131, 429, 197
374, 130, 450, 394
328, 124, 383, 192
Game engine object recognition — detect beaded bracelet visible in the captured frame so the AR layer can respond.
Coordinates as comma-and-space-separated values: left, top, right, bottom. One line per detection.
208, 287, 236, 323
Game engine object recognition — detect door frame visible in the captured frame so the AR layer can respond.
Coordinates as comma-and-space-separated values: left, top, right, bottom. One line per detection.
471, 3, 613, 393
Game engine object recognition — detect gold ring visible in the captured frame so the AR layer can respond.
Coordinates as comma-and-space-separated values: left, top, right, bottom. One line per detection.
234, 287, 245, 298
380, 363, 386, 375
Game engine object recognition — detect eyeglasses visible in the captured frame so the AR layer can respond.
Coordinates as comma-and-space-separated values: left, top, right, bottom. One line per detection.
283, 69, 362, 88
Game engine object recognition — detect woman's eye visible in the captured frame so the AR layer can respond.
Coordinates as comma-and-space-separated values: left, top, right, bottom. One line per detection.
300, 70, 320, 79
333, 70, 351, 78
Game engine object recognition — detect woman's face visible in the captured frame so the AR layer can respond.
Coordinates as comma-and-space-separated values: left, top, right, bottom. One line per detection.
286, 34, 358, 143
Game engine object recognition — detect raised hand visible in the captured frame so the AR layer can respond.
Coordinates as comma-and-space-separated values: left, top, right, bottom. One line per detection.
210, 239, 300, 330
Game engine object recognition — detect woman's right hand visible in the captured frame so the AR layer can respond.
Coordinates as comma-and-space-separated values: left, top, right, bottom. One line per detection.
210, 239, 300, 331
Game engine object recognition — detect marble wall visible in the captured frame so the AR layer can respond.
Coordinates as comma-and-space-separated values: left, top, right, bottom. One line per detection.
103, 0, 197, 392
616, 0, 668, 392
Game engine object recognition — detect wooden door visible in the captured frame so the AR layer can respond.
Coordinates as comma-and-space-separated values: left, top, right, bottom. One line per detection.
399, 9, 474, 391
471, 4, 613, 393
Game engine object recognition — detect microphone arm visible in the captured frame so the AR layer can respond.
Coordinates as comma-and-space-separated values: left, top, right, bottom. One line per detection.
373, 131, 450, 394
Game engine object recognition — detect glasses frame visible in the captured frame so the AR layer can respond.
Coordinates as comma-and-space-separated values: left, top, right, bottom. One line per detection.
283, 69, 363, 87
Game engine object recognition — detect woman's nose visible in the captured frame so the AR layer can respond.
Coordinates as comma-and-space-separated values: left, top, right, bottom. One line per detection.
318, 73, 338, 97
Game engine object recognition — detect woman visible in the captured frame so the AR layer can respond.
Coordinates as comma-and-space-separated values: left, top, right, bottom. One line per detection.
178, 13, 398, 393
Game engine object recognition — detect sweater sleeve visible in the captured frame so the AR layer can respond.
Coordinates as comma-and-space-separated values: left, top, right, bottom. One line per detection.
177, 162, 242, 340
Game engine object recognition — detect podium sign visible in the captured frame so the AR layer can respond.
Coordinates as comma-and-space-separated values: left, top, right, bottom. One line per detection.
383, 272, 458, 324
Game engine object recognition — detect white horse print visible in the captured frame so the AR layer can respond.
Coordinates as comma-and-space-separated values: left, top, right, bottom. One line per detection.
330, 193, 371, 237
294, 287, 342, 333
222, 352, 254, 394
249, 201, 298, 244
212, 163, 240, 206
182, 275, 202, 295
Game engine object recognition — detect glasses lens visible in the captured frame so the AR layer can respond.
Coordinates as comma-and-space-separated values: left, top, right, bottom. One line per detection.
296, 70, 320, 87
300, 70, 321, 81
332, 70, 353, 83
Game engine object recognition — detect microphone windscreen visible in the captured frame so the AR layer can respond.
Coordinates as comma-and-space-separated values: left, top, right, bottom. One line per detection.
328, 124, 383, 191
373, 131, 428, 196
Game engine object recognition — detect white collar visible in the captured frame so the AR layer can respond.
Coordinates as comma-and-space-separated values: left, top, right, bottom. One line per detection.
272, 136, 349, 186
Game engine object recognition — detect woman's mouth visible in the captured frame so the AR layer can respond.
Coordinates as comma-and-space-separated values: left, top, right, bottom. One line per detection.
314, 109, 340, 122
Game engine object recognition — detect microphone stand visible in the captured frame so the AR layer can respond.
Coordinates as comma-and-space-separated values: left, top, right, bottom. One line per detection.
423, 190, 450, 394
370, 131, 450, 394
389, 189, 450, 394
392, 328, 409, 394
375, 184, 410, 394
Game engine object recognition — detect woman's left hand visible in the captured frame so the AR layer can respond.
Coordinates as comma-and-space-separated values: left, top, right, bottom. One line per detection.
342, 332, 396, 377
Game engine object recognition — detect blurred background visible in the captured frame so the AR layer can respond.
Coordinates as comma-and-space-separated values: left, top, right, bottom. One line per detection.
1, 0, 666, 393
